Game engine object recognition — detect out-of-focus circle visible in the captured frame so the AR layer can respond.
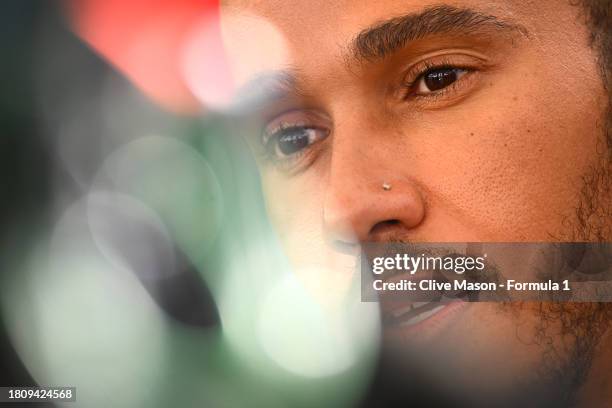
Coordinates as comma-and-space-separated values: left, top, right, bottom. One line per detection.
0, 196, 168, 408
87, 191, 177, 281
92, 135, 224, 268
182, 15, 235, 111
218, 11, 290, 112
256, 272, 378, 378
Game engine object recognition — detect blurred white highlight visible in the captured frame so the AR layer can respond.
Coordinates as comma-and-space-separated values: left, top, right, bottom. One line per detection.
257, 273, 354, 378
1, 195, 168, 408
93, 135, 224, 267
182, 14, 235, 110
87, 191, 178, 281
216, 11, 290, 110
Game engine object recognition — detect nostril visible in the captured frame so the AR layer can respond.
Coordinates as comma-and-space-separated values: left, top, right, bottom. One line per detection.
323, 180, 425, 247
370, 219, 401, 236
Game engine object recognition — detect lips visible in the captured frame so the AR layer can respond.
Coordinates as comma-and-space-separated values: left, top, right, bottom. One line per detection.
383, 301, 448, 327
378, 271, 470, 337
381, 299, 469, 344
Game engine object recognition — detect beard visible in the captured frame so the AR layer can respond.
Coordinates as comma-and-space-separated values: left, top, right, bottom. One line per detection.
483, 108, 612, 406
491, 302, 612, 407
514, 120, 612, 404
490, 103, 612, 408
369, 116, 612, 407
569, 107, 611, 242
370, 302, 612, 408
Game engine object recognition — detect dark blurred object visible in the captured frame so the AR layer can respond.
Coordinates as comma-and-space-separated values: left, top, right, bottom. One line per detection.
0, 0, 51, 391
0, 0, 222, 391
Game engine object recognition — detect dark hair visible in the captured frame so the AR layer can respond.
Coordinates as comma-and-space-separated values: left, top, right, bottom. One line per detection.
578, 1, 611, 242
580, 0, 612, 89
580, 0, 612, 163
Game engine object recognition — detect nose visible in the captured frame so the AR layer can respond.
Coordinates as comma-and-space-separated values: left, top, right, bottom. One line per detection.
322, 153, 426, 248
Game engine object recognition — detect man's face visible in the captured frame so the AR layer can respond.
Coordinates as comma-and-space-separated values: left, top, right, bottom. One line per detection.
220, 0, 610, 401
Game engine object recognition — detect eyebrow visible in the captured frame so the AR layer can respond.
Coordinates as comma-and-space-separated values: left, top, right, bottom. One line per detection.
229, 4, 526, 110
351, 4, 527, 61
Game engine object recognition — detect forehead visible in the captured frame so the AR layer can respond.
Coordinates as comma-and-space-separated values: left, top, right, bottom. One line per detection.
221, 0, 519, 34
219, 0, 582, 89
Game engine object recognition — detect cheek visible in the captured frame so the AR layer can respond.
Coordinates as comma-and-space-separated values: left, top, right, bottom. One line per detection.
412, 67, 605, 240
262, 172, 330, 268
262, 174, 357, 306
263, 172, 323, 241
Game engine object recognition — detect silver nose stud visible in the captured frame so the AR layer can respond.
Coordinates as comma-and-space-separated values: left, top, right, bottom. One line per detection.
382, 182, 392, 191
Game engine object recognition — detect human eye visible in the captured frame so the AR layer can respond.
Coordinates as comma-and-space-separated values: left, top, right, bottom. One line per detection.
414, 67, 469, 94
260, 110, 330, 173
399, 55, 485, 105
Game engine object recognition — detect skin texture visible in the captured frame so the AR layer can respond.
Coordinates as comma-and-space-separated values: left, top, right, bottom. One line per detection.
220, 1, 611, 406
